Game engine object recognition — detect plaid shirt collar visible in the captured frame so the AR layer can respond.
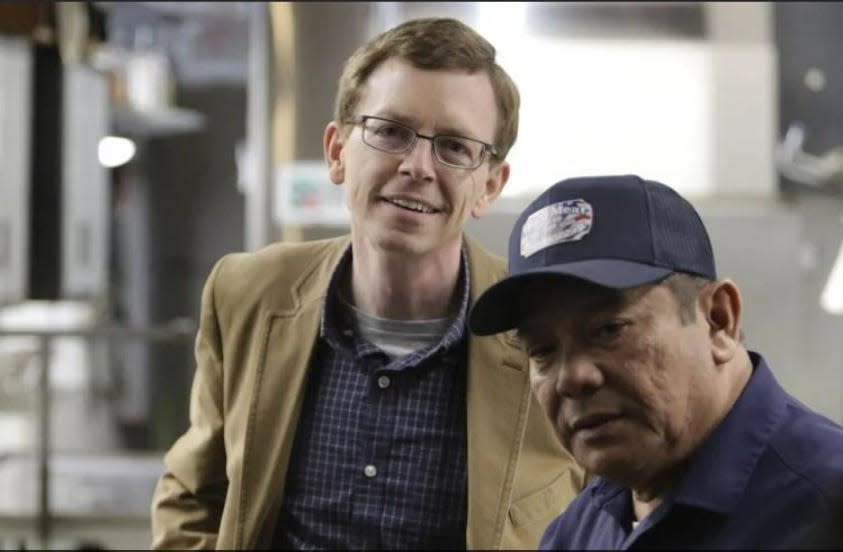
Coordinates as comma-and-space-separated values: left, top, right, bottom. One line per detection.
320, 243, 470, 358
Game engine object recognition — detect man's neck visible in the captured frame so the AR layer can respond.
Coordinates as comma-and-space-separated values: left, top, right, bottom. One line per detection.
348, 237, 463, 320
629, 466, 679, 523
631, 489, 665, 523
630, 350, 754, 523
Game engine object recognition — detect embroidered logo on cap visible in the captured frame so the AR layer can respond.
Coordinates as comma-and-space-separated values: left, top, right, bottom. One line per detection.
520, 199, 593, 258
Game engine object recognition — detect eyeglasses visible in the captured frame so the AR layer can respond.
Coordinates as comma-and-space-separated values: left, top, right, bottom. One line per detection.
346, 115, 499, 170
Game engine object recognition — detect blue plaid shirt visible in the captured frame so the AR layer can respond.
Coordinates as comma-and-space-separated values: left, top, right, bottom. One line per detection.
274, 246, 470, 550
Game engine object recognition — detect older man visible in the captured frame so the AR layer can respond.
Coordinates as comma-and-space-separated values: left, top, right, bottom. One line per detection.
469, 174, 843, 549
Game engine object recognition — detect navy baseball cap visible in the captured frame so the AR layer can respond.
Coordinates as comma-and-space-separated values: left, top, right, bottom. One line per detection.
469, 174, 716, 336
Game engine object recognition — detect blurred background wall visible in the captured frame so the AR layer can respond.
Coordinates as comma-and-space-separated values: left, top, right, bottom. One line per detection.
1, 1, 842, 549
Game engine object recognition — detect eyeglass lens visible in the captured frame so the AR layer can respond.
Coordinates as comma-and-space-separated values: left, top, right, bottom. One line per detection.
362, 118, 485, 169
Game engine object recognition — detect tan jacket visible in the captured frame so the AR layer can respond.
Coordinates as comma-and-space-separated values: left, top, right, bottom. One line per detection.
151, 235, 584, 550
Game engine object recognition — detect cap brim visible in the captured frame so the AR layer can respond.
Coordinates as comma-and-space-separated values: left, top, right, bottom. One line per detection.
469, 259, 674, 336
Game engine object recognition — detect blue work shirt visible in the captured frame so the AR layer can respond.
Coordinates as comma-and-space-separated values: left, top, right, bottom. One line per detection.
540, 352, 843, 550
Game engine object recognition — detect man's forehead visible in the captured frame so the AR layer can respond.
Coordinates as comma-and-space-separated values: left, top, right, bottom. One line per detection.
360, 58, 498, 141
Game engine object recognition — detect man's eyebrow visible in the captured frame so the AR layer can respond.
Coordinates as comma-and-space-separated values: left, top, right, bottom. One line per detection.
368, 111, 414, 126
580, 293, 625, 314
436, 124, 476, 139
380, 111, 477, 140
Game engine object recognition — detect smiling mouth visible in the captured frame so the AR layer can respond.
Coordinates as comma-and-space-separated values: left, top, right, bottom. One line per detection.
382, 197, 441, 214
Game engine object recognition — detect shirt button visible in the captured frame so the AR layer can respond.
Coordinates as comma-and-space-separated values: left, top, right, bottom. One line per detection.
377, 375, 391, 389
363, 464, 377, 478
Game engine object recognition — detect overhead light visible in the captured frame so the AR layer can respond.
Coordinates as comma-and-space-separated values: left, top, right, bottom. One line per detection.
98, 135, 136, 168
820, 237, 843, 315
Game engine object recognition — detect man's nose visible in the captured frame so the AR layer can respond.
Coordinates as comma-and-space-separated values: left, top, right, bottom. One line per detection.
555, 351, 603, 398
398, 136, 437, 179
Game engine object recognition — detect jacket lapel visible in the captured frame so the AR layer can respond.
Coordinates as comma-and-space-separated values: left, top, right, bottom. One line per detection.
237, 238, 348, 548
464, 238, 532, 550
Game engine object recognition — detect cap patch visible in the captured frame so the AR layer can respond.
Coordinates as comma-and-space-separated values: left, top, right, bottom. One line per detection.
520, 198, 593, 258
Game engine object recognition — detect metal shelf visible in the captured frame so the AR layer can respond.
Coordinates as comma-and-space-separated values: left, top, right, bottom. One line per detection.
112, 105, 205, 138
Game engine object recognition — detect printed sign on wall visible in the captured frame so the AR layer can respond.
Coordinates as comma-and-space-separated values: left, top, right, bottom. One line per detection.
274, 161, 349, 226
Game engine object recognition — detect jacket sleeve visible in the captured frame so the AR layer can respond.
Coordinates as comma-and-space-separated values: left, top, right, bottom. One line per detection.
151, 257, 229, 549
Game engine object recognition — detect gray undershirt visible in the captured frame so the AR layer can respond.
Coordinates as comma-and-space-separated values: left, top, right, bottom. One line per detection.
342, 298, 455, 360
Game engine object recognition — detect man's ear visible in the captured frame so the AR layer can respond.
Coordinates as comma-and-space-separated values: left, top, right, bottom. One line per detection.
324, 121, 346, 185
471, 160, 510, 218
702, 279, 743, 364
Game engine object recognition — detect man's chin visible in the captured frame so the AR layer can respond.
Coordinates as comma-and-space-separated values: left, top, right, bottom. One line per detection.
375, 236, 427, 256
574, 446, 640, 482
367, 228, 440, 255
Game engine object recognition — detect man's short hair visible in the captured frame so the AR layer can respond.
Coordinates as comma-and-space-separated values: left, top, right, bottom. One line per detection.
661, 273, 711, 325
334, 17, 520, 160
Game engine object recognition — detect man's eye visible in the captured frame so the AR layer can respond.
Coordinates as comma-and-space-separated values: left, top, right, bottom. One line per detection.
374, 123, 404, 137
591, 321, 628, 341
527, 345, 556, 360
440, 137, 470, 154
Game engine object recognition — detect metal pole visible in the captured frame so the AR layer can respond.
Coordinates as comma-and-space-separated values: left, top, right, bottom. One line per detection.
245, 1, 273, 251
36, 334, 51, 549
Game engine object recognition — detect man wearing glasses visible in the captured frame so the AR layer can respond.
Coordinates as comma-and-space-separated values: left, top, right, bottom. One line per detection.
151, 17, 583, 550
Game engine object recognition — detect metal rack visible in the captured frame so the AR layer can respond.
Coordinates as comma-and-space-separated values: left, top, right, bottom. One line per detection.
0, 318, 195, 549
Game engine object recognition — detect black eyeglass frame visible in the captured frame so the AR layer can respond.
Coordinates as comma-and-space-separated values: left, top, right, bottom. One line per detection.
346, 114, 500, 170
